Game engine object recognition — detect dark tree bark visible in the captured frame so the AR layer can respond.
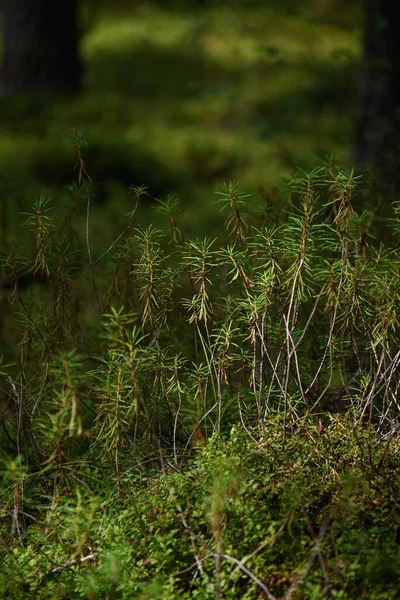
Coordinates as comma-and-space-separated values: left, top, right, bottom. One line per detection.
353, 0, 400, 194
1, 0, 81, 96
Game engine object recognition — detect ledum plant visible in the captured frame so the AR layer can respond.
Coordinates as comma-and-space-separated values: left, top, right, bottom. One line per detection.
1, 131, 400, 598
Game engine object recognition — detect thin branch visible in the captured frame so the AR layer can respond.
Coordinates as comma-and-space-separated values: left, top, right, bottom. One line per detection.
46, 553, 97, 576
215, 552, 277, 600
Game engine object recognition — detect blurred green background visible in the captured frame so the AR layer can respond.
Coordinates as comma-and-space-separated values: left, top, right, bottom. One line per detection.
0, 0, 361, 244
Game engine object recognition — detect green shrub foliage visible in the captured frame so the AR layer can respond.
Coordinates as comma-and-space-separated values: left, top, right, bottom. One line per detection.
1, 134, 400, 598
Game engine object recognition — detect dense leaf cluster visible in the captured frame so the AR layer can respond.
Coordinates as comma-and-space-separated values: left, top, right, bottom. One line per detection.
1, 135, 400, 598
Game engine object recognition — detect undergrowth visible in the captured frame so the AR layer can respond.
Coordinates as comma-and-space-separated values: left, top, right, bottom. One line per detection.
1, 131, 400, 598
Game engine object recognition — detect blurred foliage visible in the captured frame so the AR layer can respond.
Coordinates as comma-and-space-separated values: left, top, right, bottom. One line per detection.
0, 0, 361, 247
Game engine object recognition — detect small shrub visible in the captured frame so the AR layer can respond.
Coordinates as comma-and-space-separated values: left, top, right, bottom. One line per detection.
1, 134, 400, 598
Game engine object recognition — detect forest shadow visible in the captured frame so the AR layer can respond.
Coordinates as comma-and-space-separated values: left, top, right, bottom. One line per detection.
86, 42, 227, 99
0, 0, 361, 242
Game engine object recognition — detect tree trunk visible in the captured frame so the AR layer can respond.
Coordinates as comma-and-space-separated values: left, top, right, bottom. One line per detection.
1, 0, 81, 96
353, 0, 400, 194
